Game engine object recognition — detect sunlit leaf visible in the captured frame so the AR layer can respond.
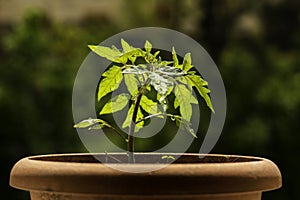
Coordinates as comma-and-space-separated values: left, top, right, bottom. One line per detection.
149, 72, 173, 95
140, 95, 159, 114
122, 104, 144, 132
182, 53, 193, 72
154, 51, 160, 58
88, 45, 126, 64
157, 66, 184, 76
157, 84, 173, 101
172, 47, 180, 69
157, 85, 173, 112
182, 120, 197, 138
88, 124, 105, 130
122, 104, 133, 129
176, 76, 187, 84
161, 155, 175, 160
124, 74, 139, 97
146, 84, 151, 91
121, 38, 135, 53
120, 48, 145, 63
134, 107, 144, 132
120, 39, 142, 63
74, 118, 111, 129
98, 66, 123, 101
174, 84, 197, 121
111, 45, 121, 53
100, 93, 130, 115
144, 40, 152, 54
159, 61, 173, 66
123, 65, 149, 75
186, 75, 214, 112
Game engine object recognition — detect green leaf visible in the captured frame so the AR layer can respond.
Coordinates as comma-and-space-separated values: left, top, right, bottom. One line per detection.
140, 95, 159, 114
74, 118, 110, 129
88, 45, 126, 64
134, 107, 144, 132
176, 76, 187, 84
123, 65, 148, 75
161, 155, 175, 160
119, 39, 147, 63
186, 74, 208, 86
172, 47, 180, 69
122, 104, 133, 129
182, 120, 197, 138
144, 40, 152, 53
98, 66, 123, 101
159, 61, 173, 66
149, 72, 173, 95
187, 128, 197, 138
111, 45, 121, 53
176, 77, 197, 104
124, 74, 139, 96
121, 38, 134, 53
146, 84, 151, 91
88, 124, 105, 130
122, 104, 144, 132
183, 53, 193, 72
186, 75, 214, 113
100, 93, 130, 115
120, 48, 145, 64
157, 84, 173, 99
153, 51, 160, 58
157, 84, 173, 112
190, 94, 198, 104
174, 84, 198, 121
157, 84, 173, 101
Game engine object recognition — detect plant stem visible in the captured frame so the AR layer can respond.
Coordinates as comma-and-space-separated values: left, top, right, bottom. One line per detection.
127, 91, 143, 163
136, 113, 182, 124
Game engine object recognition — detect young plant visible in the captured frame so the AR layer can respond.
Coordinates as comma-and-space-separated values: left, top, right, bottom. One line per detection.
74, 39, 214, 163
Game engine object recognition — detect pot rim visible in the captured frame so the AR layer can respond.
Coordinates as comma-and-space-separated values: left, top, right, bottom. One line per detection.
10, 153, 282, 196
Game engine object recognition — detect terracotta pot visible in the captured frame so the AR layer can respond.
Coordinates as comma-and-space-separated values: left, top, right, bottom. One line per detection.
10, 153, 281, 200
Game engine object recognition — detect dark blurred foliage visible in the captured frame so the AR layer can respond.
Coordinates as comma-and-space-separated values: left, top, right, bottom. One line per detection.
1, 0, 299, 199
0, 9, 121, 199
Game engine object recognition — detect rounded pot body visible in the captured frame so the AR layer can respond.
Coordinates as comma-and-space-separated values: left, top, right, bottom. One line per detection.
10, 153, 282, 200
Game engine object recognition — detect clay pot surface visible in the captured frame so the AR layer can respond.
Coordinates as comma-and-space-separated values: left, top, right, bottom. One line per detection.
10, 153, 282, 200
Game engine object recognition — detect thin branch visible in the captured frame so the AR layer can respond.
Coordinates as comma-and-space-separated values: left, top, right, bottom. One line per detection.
89, 123, 128, 143
109, 126, 129, 143
105, 151, 122, 163
136, 113, 183, 124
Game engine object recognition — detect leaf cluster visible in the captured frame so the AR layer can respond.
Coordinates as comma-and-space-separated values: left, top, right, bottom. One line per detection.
74, 39, 214, 139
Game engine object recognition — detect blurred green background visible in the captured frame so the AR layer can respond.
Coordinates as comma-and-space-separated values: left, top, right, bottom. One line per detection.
1, 0, 299, 199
